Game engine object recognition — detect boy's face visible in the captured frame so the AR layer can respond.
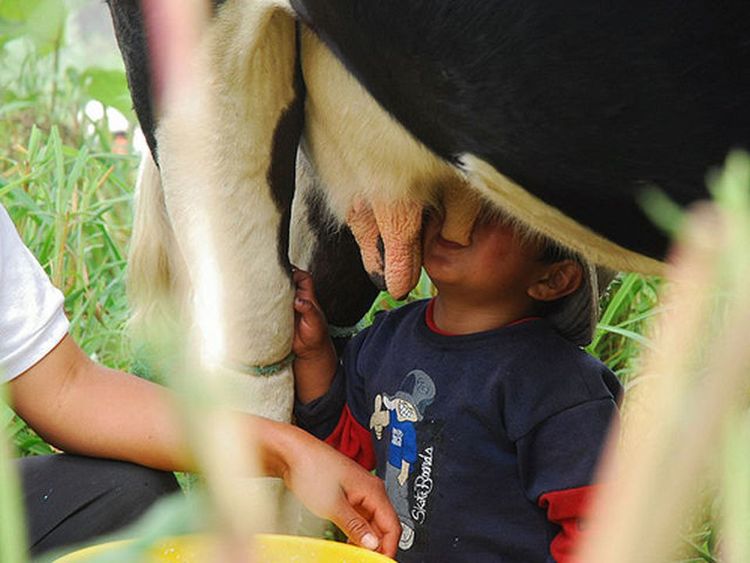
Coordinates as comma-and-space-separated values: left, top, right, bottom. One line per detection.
422, 211, 549, 303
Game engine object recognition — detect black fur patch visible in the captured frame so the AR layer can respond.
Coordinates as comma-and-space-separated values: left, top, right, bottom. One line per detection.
369, 272, 386, 293
303, 188, 379, 327
106, 0, 158, 163
268, 26, 306, 277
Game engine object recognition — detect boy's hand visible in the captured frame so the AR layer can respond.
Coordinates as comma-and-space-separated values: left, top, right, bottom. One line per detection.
292, 269, 337, 404
292, 269, 331, 359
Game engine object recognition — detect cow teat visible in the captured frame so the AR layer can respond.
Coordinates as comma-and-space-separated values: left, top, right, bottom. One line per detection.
346, 186, 485, 299
438, 183, 483, 247
346, 197, 422, 299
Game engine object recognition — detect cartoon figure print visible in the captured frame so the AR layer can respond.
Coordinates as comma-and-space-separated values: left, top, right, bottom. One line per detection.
369, 369, 436, 551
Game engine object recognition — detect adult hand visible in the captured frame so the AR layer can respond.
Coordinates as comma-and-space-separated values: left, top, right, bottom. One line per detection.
264, 421, 399, 557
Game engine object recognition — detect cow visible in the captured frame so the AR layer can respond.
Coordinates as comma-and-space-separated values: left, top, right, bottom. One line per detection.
107, 0, 750, 423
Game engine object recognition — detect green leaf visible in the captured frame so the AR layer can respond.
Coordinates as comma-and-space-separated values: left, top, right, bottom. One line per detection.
0, 19, 25, 48
81, 68, 134, 119
0, 0, 67, 56
638, 186, 685, 237
595, 323, 653, 349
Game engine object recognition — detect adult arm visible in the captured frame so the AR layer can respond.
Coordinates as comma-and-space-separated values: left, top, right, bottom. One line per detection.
10, 335, 188, 470
8, 335, 398, 555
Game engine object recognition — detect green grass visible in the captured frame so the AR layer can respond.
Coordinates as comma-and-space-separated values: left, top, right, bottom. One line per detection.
0, 383, 27, 562
2, 123, 139, 455
0, 12, 143, 555
1, 10, 136, 455
589, 272, 663, 387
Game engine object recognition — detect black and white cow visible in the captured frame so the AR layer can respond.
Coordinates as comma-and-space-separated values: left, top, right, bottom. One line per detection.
107, 0, 750, 420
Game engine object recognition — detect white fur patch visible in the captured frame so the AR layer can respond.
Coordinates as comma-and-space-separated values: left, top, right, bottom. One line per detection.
216, 363, 295, 422
461, 154, 666, 274
127, 150, 190, 341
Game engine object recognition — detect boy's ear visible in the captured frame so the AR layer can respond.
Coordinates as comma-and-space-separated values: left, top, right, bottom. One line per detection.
527, 260, 584, 302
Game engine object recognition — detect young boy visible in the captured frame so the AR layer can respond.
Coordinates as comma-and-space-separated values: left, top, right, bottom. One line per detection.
292, 206, 622, 562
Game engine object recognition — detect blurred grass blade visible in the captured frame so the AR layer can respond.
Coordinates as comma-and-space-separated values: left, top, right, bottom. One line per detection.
581, 151, 750, 562
0, 385, 28, 563
721, 411, 750, 562
593, 324, 653, 349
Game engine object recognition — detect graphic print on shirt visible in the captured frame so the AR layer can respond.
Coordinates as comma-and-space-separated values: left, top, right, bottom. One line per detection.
369, 369, 436, 551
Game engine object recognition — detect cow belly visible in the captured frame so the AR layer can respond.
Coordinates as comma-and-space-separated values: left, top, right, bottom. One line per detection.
300, 27, 663, 274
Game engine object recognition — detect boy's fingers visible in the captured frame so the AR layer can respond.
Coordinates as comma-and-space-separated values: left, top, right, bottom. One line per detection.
293, 269, 313, 287
294, 297, 313, 313
294, 298, 326, 328
294, 271, 321, 306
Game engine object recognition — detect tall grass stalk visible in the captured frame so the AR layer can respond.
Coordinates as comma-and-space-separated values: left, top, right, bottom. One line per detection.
581, 152, 750, 562
721, 410, 750, 561
0, 384, 28, 563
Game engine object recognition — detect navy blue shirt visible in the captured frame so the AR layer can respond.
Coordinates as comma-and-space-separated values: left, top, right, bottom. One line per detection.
296, 300, 621, 562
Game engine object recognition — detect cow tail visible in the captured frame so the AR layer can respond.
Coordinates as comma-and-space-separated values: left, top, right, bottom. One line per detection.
127, 150, 188, 344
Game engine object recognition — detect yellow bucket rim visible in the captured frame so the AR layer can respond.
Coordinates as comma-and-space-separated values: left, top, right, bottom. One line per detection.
54, 533, 395, 562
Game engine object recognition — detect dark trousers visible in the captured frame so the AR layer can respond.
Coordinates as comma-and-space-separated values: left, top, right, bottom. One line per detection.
18, 454, 180, 556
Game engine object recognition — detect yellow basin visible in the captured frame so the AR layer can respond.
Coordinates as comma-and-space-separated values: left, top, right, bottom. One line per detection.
55, 534, 395, 562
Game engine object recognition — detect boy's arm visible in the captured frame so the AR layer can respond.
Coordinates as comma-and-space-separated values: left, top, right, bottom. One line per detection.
8, 334, 399, 555
516, 398, 619, 563
295, 381, 378, 471
537, 484, 600, 560
292, 271, 377, 470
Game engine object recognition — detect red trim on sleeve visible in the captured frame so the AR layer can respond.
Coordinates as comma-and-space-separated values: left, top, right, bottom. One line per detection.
324, 404, 377, 471
538, 485, 598, 563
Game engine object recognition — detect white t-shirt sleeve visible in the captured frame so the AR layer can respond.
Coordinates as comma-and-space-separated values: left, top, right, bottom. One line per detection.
0, 204, 69, 382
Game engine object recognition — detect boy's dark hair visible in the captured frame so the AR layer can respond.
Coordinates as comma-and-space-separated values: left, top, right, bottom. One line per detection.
533, 238, 586, 320
537, 238, 582, 266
